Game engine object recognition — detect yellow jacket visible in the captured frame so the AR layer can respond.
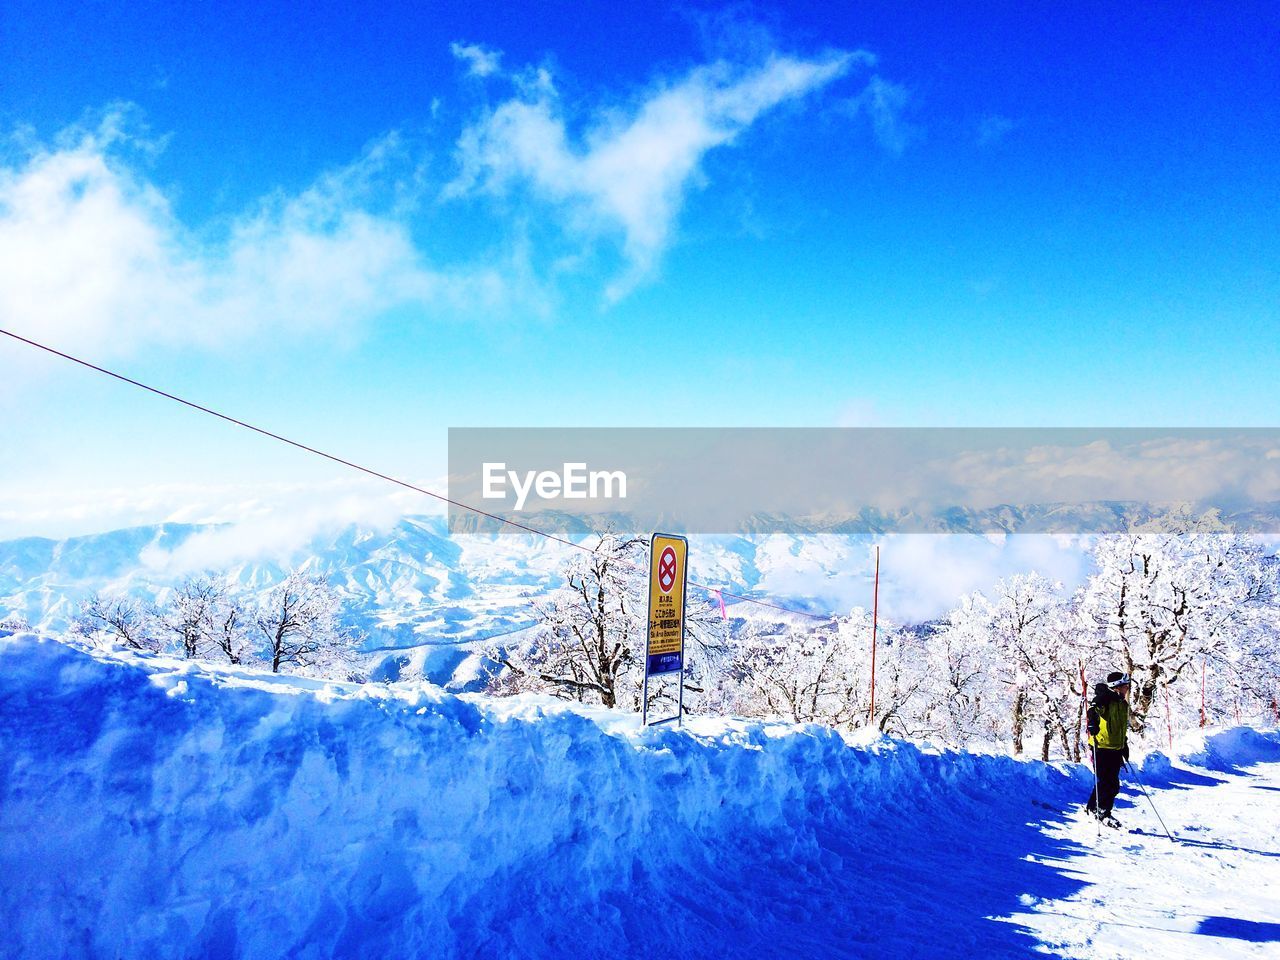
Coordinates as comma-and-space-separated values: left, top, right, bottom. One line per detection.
1087, 688, 1129, 751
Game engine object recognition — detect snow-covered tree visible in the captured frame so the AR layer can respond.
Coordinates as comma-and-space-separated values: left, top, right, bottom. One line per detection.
987, 575, 1082, 759
255, 571, 360, 677
491, 535, 731, 712
72, 594, 159, 651
159, 577, 221, 659
661, 588, 733, 716
721, 607, 917, 732
209, 591, 253, 666
1080, 529, 1278, 732
1191, 551, 1280, 728
724, 615, 864, 726
863, 619, 932, 739
1032, 601, 1091, 761
493, 535, 647, 708
931, 576, 1085, 759
927, 599, 1003, 748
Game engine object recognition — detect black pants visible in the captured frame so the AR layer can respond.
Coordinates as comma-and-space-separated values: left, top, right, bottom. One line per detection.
1087, 747, 1124, 814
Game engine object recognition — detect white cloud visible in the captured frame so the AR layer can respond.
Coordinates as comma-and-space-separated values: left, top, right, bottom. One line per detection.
939, 435, 1280, 510
0, 474, 432, 558
876, 534, 1091, 622
138, 480, 418, 576
743, 532, 1092, 623
448, 51, 860, 299
977, 113, 1016, 147
450, 41, 503, 78
1, 47, 870, 353
846, 76, 918, 156
0, 109, 523, 362
834, 398, 883, 427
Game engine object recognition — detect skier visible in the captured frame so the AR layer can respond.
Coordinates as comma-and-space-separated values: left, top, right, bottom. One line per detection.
1085, 671, 1131, 827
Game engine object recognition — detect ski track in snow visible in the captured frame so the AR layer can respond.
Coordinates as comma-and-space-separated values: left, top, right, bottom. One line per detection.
1, 633, 1277, 960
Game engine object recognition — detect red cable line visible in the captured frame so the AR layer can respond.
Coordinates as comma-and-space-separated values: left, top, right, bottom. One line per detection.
1, 327, 839, 622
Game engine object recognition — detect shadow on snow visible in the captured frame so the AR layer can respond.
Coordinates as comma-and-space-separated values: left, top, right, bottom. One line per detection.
1196, 916, 1280, 943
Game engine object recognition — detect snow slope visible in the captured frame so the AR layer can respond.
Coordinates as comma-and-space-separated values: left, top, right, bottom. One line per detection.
1012, 728, 1280, 959
1, 633, 1276, 960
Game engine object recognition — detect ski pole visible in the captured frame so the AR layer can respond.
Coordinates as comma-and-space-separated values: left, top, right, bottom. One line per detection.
1125, 759, 1176, 842
1089, 745, 1100, 835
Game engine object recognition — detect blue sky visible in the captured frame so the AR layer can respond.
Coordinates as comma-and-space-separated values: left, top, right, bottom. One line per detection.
1, 1, 1278, 538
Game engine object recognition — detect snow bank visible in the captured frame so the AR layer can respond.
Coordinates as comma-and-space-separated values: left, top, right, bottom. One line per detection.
1176, 726, 1280, 770
1, 634, 1095, 959
365, 638, 497, 692
1136, 726, 1280, 783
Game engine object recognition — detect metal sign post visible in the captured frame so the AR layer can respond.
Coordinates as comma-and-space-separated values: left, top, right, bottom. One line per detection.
642, 532, 688, 727
868, 544, 880, 725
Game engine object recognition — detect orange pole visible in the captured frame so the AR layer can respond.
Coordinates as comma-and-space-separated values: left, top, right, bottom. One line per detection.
868, 546, 880, 725
1200, 659, 1207, 728
1079, 661, 1089, 748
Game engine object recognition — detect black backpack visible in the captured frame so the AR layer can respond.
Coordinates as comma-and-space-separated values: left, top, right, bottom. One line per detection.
1086, 683, 1112, 736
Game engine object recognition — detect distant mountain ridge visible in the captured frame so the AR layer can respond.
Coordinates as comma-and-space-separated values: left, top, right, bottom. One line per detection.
3, 516, 839, 649
448, 500, 1280, 536
0, 515, 894, 649
8, 504, 1272, 652
0, 516, 569, 648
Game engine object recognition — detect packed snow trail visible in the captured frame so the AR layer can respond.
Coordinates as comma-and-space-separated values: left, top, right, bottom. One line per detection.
1007, 727, 1280, 958
1, 635, 1276, 960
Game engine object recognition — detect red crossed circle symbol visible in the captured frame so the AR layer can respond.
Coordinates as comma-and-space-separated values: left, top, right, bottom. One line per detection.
658, 545, 678, 594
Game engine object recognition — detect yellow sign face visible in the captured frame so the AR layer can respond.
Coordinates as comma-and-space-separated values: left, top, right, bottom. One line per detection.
646, 533, 687, 676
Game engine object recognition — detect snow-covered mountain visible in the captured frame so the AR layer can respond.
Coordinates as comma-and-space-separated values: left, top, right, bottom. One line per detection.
0, 517, 551, 646
6, 506, 1269, 654
0, 516, 878, 649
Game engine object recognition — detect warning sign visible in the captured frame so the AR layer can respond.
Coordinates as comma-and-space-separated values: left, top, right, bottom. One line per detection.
658, 545, 678, 592
645, 533, 687, 677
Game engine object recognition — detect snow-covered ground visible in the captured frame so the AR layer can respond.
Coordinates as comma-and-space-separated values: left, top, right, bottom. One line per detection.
1009, 727, 1280, 958
1, 633, 1276, 959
